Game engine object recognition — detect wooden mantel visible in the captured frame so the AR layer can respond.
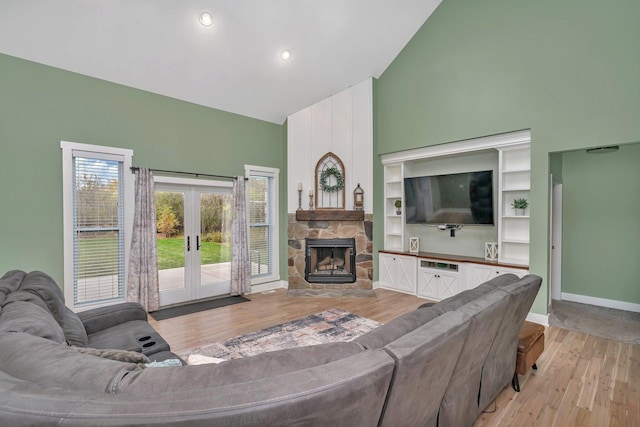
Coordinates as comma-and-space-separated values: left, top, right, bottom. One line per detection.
295, 209, 365, 221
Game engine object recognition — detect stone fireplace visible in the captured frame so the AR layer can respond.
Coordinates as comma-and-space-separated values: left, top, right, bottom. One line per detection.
305, 238, 356, 284
288, 213, 373, 294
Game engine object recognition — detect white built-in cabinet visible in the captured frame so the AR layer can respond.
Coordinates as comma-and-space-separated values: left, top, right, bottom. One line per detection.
467, 264, 529, 289
417, 259, 461, 300
378, 252, 417, 295
379, 131, 531, 301
379, 251, 529, 301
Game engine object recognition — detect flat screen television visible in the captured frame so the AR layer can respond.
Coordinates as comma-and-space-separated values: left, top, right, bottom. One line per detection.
404, 170, 494, 225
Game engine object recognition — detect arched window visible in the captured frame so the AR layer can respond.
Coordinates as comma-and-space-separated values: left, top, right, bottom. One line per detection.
315, 152, 345, 209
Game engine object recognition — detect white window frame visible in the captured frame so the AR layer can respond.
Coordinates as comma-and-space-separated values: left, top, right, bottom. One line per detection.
245, 164, 280, 286
61, 141, 134, 311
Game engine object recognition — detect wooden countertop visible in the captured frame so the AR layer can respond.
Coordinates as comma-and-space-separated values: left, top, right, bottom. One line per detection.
379, 249, 529, 270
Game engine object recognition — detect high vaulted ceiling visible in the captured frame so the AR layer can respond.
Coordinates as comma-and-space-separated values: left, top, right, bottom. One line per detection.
0, 1, 441, 124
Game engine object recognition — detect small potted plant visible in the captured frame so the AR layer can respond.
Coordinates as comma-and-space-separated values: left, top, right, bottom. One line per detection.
394, 199, 402, 215
511, 198, 529, 216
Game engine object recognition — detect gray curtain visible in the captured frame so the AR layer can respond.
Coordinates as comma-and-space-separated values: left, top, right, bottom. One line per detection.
231, 176, 251, 296
126, 167, 160, 311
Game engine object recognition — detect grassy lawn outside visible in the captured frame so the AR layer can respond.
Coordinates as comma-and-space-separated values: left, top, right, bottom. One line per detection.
157, 237, 231, 270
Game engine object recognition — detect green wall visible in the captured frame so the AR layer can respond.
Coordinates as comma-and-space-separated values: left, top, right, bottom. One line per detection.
0, 53, 286, 288
561, 145, 640, 304
374, 0, 640, 314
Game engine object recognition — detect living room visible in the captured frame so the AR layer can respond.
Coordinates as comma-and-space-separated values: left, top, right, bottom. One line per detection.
1, 1, 639, 425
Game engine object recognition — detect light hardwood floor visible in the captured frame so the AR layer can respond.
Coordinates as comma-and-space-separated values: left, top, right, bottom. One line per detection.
149, 288, 640, 427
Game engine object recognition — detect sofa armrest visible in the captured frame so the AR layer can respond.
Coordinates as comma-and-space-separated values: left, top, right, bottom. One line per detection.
78, 302, 148, 335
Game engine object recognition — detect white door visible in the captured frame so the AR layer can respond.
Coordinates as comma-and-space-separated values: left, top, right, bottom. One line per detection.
550, 183, 563, 301
155, 179, 233, 306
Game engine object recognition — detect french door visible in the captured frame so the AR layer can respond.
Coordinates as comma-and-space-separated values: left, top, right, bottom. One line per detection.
154, 178, 233, 307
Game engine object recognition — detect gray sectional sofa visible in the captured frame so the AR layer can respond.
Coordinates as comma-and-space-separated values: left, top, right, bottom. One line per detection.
0, 269, 541, 426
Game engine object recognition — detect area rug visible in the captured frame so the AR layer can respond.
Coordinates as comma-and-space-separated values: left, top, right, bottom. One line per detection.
150, 296, 250, 321
178, 308, 382, 362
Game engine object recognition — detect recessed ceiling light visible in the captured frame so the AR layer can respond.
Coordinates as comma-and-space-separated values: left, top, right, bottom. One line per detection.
280, 50, 291, 61
199, 11, 214, 26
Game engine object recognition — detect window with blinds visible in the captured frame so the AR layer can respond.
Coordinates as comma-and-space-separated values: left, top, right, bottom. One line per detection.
248, 174, 274, 278
72, 154, 125, 306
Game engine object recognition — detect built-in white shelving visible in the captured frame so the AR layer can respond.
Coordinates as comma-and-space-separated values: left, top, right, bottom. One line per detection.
498, 145, 531, 266
384, 163, 404, 251
381, 130, 531, 268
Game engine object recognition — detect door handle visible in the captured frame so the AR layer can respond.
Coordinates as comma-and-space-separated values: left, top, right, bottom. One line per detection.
196, 235, 201, 250
187, 236, 191, 252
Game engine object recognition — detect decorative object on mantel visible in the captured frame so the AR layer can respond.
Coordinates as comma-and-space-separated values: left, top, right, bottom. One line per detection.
394, 199, 402, 215
315, 152, 345, 209
409, 237, 419, 253
308, 189, 314, 210
485, 242, 499, 261
297, 182, 303, 211
511, 198, 529, 216
353, 183, 364, 211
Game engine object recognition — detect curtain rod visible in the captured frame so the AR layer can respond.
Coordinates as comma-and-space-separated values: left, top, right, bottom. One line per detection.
130, 166, 247, 181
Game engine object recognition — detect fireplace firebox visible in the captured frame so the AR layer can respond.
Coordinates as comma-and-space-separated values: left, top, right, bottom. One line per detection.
305, 238, 356, 284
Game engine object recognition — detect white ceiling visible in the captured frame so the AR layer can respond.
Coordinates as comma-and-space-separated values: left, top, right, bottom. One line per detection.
0, 0, 441, 124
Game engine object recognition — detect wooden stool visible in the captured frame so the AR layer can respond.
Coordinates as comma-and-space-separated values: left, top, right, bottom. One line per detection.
512, 321, 545, 392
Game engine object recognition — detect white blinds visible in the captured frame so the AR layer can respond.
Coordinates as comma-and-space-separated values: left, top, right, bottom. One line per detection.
248, 174, 274, 278
72, 154, 125, 305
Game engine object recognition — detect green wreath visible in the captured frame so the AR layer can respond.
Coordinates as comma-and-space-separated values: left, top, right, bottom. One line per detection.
319, 167, 344, 193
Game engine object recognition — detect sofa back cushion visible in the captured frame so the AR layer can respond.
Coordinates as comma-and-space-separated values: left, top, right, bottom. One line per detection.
437, 289, 511, 427
354, 306, 440, 349
478, 274, 542, 410
19, 271, 66, 324
378, 310, 470, 427
0, 332, 141, 393
0, 270, 26, 309
0, 301, 66, 343
62, 307, 89, 346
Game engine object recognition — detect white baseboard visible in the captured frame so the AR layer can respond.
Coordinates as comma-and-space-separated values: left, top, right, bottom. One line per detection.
561, 292, 640, 313
526, 312, 549, 326
252, 280, 287, 293
372, 280, 380, 289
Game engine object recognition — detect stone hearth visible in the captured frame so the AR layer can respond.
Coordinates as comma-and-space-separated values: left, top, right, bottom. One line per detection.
287, 213, 373, 292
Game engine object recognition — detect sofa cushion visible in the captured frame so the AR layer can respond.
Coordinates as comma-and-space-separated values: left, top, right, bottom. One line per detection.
19, 271, 66, 324
438, 289, 511, 427
0, 332, 141, 393
62, 307, 89, 346
354, 307, 440, 349
378, 310, 470, 427
478, 274, 542, 410
0, 270, 26, 308
0, 301, 66, 343
118, 341, 366, 393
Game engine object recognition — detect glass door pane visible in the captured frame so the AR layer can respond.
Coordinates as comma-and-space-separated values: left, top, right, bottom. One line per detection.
155, 190, 187, 296
197, 191, 233, 298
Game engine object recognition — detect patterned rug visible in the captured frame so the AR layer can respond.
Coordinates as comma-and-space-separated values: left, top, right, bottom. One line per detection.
178, 308, 382, 362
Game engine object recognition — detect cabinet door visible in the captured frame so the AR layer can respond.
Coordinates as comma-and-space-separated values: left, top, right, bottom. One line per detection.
468, 265, 501, 289
378, 253, 416, 294
468, 264, 528, 289
418, 269, 460, 300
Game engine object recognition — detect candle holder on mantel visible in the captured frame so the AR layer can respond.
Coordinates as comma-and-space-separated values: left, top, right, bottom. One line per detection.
297, 189, 303, 211
308, 191, 314, 210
